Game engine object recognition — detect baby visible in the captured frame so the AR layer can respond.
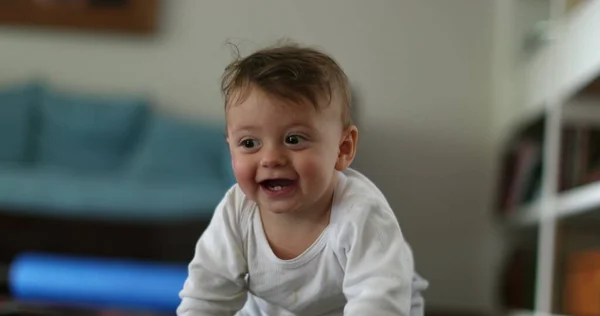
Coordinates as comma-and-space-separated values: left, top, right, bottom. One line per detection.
177, 42, 428, 316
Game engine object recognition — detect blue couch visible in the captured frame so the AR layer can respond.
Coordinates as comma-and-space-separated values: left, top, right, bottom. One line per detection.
0, 82, 235, 222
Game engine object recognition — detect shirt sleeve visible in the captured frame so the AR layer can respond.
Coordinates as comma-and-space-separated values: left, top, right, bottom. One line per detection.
177, 187, 249, 316
337, 199, 414, 316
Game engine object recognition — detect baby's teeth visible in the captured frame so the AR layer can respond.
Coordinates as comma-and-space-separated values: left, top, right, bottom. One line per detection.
272, 186, 282, 191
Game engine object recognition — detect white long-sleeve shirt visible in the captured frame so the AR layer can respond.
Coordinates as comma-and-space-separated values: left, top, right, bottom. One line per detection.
177, 168, 428, 316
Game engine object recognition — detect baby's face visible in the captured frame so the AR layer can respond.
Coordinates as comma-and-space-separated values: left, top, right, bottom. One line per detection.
226, 87, 344, 215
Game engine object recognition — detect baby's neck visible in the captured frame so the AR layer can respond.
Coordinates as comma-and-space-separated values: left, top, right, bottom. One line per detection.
261, 208, 331, 260
260, 191, 334, 260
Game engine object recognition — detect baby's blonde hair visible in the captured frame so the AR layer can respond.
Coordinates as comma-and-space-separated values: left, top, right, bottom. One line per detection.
221, 41, 353, 127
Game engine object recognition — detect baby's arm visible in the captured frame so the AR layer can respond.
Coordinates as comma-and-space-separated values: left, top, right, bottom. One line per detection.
177, 189, 248, 316
338, 200, 415, 316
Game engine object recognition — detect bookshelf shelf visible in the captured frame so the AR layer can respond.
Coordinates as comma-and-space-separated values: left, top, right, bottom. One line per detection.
556, 0, 600, 102
504, 180, 600, 227
557, 180, 600, 219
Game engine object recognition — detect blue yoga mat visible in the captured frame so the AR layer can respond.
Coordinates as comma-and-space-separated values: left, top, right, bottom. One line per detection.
9, 252, 188, 312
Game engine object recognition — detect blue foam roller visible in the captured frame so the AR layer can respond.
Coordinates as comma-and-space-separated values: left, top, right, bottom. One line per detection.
9, 252, 188, 312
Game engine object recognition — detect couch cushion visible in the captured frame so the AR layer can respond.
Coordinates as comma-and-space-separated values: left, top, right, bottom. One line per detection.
0, 83, 42, 163
129, 116, 228, 184
36, 90, 149, 173
0, 167, 224, 221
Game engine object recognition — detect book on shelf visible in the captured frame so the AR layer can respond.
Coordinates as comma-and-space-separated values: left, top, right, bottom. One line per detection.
560, 126, 600, 192
496, 125, 600, 217
497, 138, 543, 215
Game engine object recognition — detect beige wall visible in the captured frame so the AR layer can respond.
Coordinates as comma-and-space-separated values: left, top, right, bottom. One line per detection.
0, 0, 496, 312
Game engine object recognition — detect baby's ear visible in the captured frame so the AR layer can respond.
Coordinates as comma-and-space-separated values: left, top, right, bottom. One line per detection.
224, 136, 237, 175
335, 126, 358, 171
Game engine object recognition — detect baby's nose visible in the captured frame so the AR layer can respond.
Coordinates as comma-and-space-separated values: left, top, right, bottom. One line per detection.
260, 147, 287, 168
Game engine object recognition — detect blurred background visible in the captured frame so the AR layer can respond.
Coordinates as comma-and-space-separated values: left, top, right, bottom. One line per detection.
0, 0, 598, 315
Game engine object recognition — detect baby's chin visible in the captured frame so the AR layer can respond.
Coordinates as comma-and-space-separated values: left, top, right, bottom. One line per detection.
255, 198, 305, 215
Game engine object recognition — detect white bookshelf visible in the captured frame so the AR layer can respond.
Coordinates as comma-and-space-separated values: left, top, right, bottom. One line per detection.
506, 201, 542, 227
494, 0, 600, 314
556, 0, 600, 102
506, 176, 600, 226
557, 181, 600, 218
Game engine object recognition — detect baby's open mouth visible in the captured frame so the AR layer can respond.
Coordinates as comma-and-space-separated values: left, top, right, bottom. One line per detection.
260, 179, 296, 191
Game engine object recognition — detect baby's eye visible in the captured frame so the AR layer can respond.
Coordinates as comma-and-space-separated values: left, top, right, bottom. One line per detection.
240, 139, 260, 149
285, 135, 306, 145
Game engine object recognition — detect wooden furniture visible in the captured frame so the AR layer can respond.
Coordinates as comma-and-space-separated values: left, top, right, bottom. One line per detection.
0, 0, 160, 34
0, 210, 207, 266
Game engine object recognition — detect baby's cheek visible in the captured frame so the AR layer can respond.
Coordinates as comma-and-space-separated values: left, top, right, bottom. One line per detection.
300, 157, 328, 182
231, 157, 257, 195
232, 157, 250, 179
